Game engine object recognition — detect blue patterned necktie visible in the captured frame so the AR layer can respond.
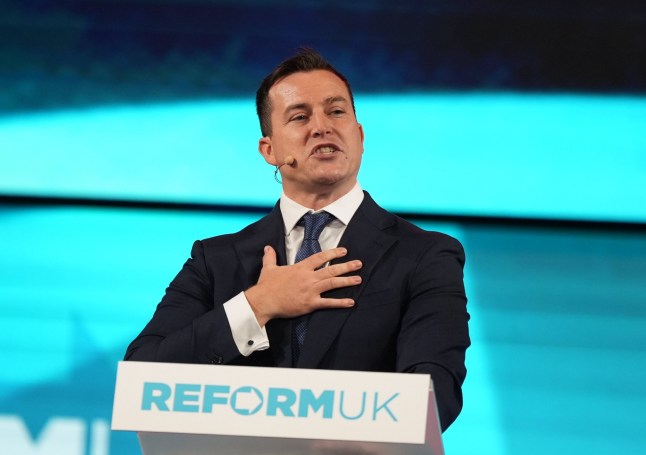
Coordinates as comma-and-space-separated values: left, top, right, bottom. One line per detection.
292, 211, 334, 364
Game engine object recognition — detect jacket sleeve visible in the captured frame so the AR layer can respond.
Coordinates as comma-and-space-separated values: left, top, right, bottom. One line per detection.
124, 240, 245, 365
396, 233, 470, 431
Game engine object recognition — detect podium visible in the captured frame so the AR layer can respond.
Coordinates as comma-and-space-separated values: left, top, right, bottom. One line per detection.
112, 361, 444, 455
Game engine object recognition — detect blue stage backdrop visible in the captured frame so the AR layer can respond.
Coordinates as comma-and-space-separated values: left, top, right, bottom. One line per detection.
2, 1, 646, 454
1, 93, 645, 223
1, 207, 645, 454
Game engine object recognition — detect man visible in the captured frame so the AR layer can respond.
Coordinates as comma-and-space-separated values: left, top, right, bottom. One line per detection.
125, 49, 470, 431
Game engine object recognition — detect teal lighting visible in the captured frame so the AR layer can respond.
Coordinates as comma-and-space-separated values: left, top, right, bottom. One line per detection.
1, 93, 644, 222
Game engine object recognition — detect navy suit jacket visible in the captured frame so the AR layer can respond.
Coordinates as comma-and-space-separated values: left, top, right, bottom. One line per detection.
125, 192, 470, 430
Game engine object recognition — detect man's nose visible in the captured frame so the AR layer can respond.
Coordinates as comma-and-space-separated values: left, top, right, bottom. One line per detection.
311, 112, 331, 137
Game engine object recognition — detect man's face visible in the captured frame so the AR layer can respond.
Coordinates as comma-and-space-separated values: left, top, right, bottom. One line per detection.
259, 70, 364, 199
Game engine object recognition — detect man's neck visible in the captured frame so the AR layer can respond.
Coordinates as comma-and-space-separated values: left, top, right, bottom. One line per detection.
283, 181, 357, 211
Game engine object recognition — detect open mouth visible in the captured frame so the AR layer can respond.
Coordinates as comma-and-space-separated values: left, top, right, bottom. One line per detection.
312, 144, 340, 155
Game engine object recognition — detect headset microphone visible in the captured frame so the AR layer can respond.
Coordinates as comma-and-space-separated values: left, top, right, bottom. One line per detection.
273, 155, 296, 183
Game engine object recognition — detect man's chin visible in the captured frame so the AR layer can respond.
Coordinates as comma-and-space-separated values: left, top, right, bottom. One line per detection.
310, 173, 347, 187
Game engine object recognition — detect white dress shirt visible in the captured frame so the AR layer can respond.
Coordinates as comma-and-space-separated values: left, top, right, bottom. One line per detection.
223, 182, 365, 356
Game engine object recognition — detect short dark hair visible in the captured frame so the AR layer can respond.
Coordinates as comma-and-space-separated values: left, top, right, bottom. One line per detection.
255, 48, 356, 137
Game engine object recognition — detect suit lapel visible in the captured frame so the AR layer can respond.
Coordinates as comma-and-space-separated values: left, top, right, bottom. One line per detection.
235, 203, 286, 276
297, 193, 398, 369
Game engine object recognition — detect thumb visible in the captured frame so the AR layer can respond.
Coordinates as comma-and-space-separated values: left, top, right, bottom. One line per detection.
262, 245, 277, 268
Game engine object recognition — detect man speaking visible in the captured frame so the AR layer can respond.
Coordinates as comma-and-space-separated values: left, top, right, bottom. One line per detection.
125, 49, 470, 431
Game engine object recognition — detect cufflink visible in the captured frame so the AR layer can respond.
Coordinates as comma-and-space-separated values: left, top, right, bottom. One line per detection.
208, 355, 223, 364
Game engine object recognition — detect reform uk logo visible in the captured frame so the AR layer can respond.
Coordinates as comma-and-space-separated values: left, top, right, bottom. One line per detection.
141, 382, 400, 422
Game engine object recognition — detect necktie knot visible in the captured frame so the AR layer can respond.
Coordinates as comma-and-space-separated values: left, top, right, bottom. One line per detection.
299, 211, 333, 240
294, 212, 333, 263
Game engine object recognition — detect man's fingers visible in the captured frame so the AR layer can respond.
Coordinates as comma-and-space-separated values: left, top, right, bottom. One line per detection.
254, 245, 362, 321
300, 247, 348, 268
316, 297, 356, 309
314, 275, 362, 294
321, 260, 362, 278
261, 245, 277, 268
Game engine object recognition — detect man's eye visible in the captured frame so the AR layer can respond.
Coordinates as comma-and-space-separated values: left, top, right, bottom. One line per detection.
291, 114, 308, 122
331, 108, 345, 116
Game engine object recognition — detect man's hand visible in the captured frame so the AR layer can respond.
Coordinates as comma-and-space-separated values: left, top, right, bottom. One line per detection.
245, 246, 362, 326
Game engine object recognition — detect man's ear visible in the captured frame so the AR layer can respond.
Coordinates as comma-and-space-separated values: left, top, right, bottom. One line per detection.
258, 137, 278, 166
358, 123, 365, 151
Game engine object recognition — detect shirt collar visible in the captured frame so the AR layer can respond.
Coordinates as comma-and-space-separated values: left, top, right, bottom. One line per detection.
280, 182, 365, 235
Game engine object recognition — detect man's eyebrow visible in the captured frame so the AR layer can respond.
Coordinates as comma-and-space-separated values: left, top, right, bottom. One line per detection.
283, 102, 310, 115
325, 96, 348, 105
283, 96, 348, 114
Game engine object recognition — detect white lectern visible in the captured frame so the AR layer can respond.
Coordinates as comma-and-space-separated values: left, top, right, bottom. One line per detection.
112, 361, 444, 455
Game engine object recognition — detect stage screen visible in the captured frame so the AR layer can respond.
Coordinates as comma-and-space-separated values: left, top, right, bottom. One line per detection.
1, 93, 645, 222
2, 1, 645, 455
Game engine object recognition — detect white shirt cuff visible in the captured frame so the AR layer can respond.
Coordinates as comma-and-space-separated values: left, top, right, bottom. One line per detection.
223, 292, 270, 356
